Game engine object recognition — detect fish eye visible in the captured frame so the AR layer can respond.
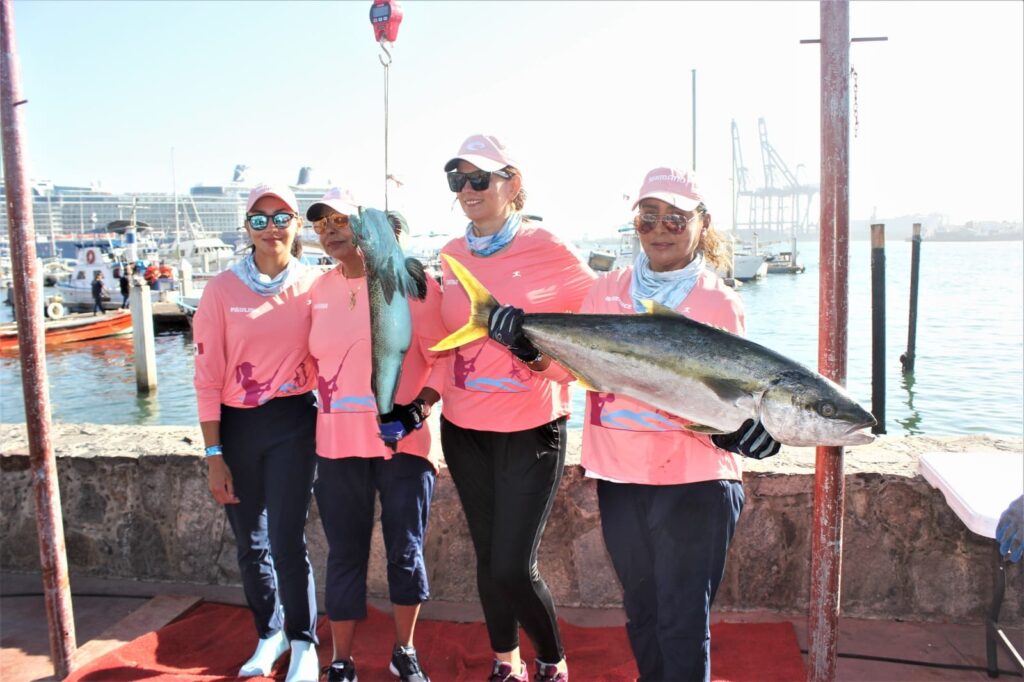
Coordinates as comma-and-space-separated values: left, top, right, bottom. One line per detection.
818, 401, 837, 418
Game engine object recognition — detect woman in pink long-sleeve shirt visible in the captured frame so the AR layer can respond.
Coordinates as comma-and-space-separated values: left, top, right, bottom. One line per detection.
192, 183, 320, 682
435, 134, 596, 682
306, 189, 445, 682
581, 168, 780, 682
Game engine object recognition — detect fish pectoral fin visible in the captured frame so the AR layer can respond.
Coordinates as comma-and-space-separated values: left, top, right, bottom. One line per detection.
684, 424, 729, 434
404, 257, 428, 300
702, 376, 753, 406
639, 299, 683, 317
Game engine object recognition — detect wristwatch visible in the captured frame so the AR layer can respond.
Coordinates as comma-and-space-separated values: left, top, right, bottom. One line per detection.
204, 444, 224, 457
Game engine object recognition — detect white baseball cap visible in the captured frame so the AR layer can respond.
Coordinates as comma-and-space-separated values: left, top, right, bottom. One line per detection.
246, 182, 299, 213
632, 167, 704, 212
306, 187, 360, 221
443, 134, 518, 173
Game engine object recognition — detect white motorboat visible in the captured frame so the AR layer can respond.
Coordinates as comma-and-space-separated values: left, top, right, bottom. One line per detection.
55, 244, 178, 311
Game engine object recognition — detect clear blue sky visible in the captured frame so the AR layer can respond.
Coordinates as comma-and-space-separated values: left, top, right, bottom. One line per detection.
5, 0, 1023, 239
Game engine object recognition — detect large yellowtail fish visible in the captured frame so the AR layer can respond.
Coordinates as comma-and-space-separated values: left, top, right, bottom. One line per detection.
348, 208, 427, 415
432, 254, 875, 447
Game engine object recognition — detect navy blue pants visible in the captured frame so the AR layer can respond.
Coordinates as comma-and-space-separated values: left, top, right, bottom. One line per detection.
598, 479, 744, 682
441, 415, 567, 664
315, 453, 436, 621
221, 392, 319, 644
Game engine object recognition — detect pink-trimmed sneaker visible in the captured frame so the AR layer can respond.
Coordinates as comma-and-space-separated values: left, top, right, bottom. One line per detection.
534, 661, 568, 682
488, 660, 528, 682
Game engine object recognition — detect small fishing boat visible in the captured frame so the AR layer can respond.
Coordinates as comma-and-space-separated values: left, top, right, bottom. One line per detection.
0, 309, 133, 351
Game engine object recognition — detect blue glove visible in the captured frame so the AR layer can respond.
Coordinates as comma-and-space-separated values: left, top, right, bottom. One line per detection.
712, 419, 782, 460
996, 495, 1024, 563
488, 305, 541, 363
378, 400, 427, 445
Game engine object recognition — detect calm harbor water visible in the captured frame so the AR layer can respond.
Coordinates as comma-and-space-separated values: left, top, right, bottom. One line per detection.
1, 240, 1022, 437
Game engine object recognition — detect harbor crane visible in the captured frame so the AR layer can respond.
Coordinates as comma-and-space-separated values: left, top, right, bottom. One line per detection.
731, 118, 819, 238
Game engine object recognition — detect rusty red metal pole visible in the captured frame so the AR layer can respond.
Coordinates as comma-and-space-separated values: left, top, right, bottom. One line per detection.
808, 1, 849, 680
1, 0, 77, 677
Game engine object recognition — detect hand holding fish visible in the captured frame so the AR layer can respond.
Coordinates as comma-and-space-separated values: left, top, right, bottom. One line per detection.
996, 495, 1024, 563
712, 419, 782, 460
489, 305, 542, 363
378, 399, 428, 445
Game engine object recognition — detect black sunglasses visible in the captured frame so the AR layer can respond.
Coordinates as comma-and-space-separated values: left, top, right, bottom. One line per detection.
447, 169, 511, 193
246, 212, 296, 231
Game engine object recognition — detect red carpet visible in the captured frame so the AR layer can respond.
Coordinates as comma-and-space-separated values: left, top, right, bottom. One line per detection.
66, 602, 805, 681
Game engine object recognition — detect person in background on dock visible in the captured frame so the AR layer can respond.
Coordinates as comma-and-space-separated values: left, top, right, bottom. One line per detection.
306, 188, 446, 682
571, 167, 778, 682
118, 267, 130, 309
143, 261, 160, 287
435, 134, 595, 682
192, 183, 321, 682
91, 271, 108, 315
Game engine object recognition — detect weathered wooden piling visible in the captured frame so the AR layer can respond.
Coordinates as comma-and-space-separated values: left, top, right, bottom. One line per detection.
901, 223, 922, 373
130, 285, 158, 392
870, 225, 886, 434
1, 0, 78, 675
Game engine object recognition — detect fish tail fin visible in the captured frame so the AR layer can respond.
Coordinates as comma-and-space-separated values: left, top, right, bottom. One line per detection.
404, 257, 428, 300
430, 254, 497, 351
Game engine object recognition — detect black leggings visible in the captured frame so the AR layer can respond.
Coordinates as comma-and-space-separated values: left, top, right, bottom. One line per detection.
441, 415, 567, 664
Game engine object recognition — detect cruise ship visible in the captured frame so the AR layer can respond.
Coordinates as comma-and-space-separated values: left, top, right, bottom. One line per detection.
0, 166, 334, 257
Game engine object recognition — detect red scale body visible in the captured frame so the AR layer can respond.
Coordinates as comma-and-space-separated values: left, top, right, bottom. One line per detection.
370, 0, 403, 43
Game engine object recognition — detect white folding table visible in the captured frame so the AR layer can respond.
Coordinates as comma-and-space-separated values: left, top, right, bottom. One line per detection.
919, 451, 1024, 677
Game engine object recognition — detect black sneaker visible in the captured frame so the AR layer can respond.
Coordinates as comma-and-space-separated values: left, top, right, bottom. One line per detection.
389, 644, 430, 682
324, 658, 357, 682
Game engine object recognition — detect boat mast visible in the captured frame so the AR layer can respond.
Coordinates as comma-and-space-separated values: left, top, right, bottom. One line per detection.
172, 147, 180, 258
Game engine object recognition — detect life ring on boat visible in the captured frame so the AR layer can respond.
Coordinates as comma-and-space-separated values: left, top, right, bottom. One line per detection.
85, 250, 96, 265
45, 301, 65, 319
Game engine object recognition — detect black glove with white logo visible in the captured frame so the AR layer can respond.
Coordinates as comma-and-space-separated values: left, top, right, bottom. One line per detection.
378, 400, 428, 444
488, 305, 542, 363
712, 419, 781, 460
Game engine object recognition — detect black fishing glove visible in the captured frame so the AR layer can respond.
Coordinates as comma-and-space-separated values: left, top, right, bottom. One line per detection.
378, 400, 428, 444
712, 419, 781, 459
488, 305, 542, 363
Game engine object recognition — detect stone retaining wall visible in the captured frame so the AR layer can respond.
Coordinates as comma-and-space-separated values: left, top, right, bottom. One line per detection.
1, 424, 1020, 625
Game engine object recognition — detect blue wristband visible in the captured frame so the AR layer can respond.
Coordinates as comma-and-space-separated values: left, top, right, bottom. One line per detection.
204, 444, 224, 457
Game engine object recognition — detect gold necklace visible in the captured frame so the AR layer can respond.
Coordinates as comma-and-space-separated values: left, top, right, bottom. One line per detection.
341, 267, 363, 310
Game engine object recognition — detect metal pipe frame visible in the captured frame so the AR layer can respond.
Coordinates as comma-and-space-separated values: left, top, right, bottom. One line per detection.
809, 1, 850, 680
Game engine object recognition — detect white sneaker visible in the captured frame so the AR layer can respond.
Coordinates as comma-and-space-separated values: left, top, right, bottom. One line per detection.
285, 640, 320, 682
239, 630, 289, 676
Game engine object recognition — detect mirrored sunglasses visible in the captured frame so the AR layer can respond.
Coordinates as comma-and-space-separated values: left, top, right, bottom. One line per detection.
447, 169, 511, 193
634, 211, 699, 235
313, 213, 351, 234
247, 212, 295, 231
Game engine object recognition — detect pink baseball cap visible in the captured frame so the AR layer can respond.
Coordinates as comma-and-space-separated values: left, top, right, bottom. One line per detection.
632, 167, 704, 211
246, 182, 299, 214
306, 187, 360, 221
443, 134, 518, 172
